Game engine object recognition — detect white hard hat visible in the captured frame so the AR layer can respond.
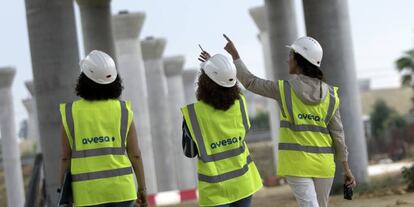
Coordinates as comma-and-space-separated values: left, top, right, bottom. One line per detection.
80, 50, 117, 84
287, 36, 323, 67
201, 54, 237, 87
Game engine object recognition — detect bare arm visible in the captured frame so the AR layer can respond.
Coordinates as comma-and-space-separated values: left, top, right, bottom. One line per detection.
59, 126, 71, 185
126, 121, 147, 192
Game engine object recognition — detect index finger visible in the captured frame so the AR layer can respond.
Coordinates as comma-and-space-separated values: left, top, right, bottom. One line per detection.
223, 34, 232, 42
198, 44, 205, 52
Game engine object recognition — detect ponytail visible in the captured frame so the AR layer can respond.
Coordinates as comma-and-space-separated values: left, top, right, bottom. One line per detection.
294, 52, 324, 81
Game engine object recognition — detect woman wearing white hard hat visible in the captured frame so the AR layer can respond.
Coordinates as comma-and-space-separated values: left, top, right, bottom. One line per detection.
59, 50, 148, 207
181, 53, 263, 206
198, 34, 356, 207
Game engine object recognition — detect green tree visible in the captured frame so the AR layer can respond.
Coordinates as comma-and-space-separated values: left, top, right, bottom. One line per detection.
370, 99, 406, 138
386, 112, 406, 129
370, 100, 394, 137
396, 49, 414, 86
396, 49, 414, 112
402, 164, 414, 191
249, 112, 270, 130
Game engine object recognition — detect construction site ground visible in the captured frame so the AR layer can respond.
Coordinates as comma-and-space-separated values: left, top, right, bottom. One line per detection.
165, 185, 414, 207
166, 170, 414, 207
0, 161, 413, 206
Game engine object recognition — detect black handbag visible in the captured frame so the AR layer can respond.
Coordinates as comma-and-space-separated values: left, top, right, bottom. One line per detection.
57, 170, 73, 206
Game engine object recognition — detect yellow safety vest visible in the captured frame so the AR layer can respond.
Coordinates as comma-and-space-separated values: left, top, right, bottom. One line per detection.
277, 80, 340, 178
181, 95, 263, 206
60, 99, 137, 206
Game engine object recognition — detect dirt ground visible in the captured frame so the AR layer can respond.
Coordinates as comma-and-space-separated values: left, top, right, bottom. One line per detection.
165, 185, 414, 207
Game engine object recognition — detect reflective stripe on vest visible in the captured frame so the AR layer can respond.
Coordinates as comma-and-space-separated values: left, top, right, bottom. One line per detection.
325, 87, 336, 124
279, 121, 329, 134
279, 143, 334, 154
198, 155, 253, 183
65, 101, 128, 158
72, 167, 133, 182
187, 97, 249, 163
279, 81, 336, 153
187, 97, 252, 183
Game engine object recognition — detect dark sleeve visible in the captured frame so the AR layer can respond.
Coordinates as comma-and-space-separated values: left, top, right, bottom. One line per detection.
182, 118, 198, 158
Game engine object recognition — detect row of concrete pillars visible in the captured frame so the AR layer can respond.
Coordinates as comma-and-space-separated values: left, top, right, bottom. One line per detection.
1, 14, 199, 207
22, 0, 201, 206
0, 0, 368, 206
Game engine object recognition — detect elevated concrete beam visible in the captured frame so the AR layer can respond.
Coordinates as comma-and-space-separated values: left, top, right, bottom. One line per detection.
182, 69, 198, 105
264, 0, 298, 81
25, 0, 80, 204
249, 6, 268, 32
24, 80, 41, 153
0, 66, 25, 206
142, 37, 178, 191
249, 5, 280, 174
164, 56, 197, 190
302, 0, 369, 187
112, 11, 158, 193
77, 0, 116, 58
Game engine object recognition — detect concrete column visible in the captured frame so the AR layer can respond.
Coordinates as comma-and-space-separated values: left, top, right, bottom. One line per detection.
25, 0, 80, 204
0, 67, 25, 207
112, 11, 157, 193
302, 0, 369, 187
77, 0, 116, 58
164, 56, 197, 190
264, 0, 298, 81
244, 91, 257, 117
249, 6, 280, 174
22, 98, 32, 137
182, 69, 198, 105
142, 37, 178, 191
23, 80, 41, 153
25, 80, 35, 95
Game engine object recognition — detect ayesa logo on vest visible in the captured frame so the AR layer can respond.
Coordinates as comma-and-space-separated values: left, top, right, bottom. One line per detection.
82, 136, 115, 145
210, 137, 242, 149
298, 113, 321, 121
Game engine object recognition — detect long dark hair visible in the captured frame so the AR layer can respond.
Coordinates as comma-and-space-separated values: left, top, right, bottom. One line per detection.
196, 71, 240, 110
75, 72, 123, 101
294, 52, 324, 81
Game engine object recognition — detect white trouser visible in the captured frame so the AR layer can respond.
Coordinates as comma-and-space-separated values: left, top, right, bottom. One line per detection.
285, 176, 334, 207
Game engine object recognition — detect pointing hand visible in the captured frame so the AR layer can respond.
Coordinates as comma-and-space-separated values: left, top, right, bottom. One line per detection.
223, 34, 240, 60
198, 51, 211, 63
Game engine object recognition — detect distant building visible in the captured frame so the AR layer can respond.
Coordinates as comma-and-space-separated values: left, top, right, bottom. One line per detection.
358, 79, 371, 92
360, 87, 413, 115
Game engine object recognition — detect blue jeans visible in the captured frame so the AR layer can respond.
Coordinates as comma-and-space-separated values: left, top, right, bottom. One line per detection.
214, 195, 253, 207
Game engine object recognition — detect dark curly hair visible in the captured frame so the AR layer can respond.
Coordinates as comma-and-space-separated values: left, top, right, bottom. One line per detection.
196, 71, 240, 110
75, 72, 123, 100
294, 52, 324, 81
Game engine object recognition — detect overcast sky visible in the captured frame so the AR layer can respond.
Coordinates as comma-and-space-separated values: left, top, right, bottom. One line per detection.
0, 0, 413, 133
